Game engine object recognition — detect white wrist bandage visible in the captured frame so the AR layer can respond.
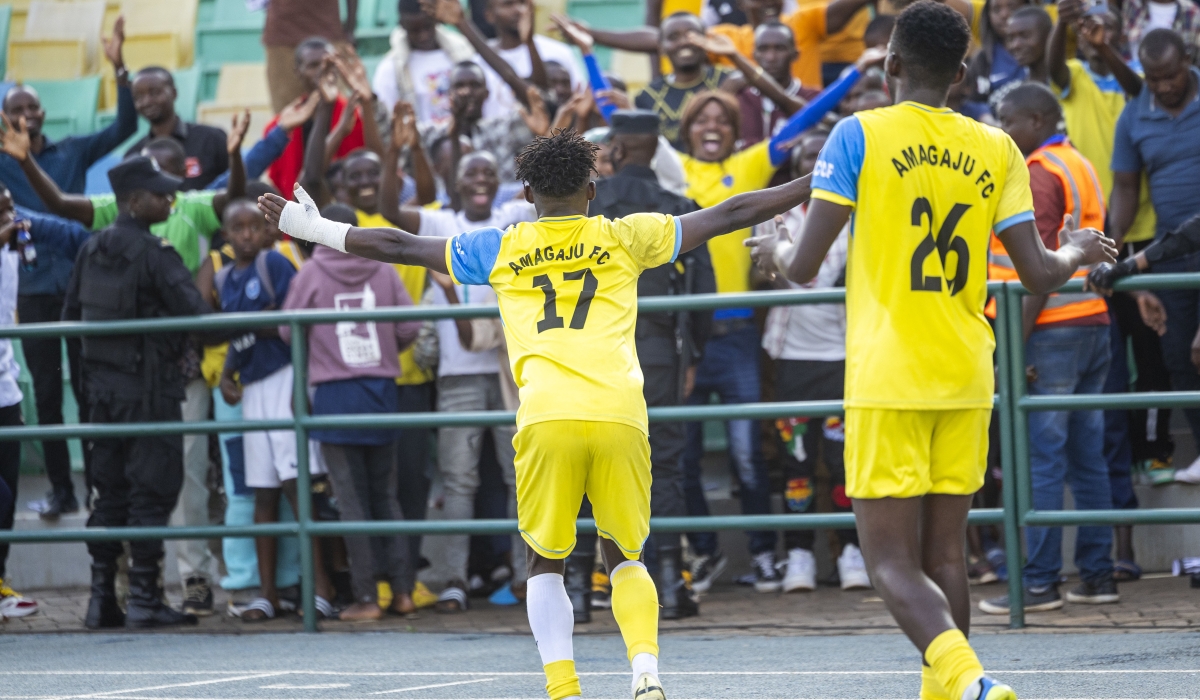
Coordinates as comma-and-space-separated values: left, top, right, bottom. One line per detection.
277, 185, 350, 253
772, 239, 798, 276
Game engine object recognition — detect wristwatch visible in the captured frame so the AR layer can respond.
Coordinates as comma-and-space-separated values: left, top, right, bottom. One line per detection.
114, 66, 129, 82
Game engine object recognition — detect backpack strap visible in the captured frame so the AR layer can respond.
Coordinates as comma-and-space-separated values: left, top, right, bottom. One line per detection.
255, 249, 278, 307
213, 263, 234, 305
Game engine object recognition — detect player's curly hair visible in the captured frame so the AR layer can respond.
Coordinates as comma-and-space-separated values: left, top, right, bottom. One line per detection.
892, 1, 971, 87
514, 128, 598, 199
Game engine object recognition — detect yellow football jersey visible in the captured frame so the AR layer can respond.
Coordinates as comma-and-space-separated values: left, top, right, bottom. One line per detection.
810, 102, 1034, 410
445, 213, 681, 432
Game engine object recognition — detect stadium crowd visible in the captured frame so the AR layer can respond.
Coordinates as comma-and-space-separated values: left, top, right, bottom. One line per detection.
0, 0, 1198, 627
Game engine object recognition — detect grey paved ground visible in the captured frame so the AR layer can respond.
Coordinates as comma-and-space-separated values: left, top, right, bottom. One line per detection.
2, 631, 1198, 699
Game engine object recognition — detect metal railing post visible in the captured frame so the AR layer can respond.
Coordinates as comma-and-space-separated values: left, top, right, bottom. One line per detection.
290, 319, 318, 632
995, 283, 1024, 629
1003, 282, 1030, 624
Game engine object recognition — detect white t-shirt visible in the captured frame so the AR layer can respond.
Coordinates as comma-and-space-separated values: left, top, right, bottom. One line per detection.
760, 205, 849, 362
476, 35, 584, 119
1147, 1, 1179, 31
0, 249, 21, 409
373, 49, 455, 125
419, 201, 536, 376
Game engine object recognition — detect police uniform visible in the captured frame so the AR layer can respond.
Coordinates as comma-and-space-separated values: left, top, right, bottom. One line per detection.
581, 111, 715, 620
62, 157, 211, 629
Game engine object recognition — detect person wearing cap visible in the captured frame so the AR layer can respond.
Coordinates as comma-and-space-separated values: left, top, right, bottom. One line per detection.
62, 156, 212, 631
572, 110, 714, 622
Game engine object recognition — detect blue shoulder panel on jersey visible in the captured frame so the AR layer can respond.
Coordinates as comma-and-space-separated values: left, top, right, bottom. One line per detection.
450, 226, 504, 286
671, 217, 682, 263
811, 116, 865, 204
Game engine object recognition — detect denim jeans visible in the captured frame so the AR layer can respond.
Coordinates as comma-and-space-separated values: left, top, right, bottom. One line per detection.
1103, 310, 1137, 510
1023, 324, 1114, 588
683, 325, 775, 556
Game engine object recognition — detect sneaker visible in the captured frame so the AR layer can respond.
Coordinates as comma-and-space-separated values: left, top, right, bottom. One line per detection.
985, 547, 1008, 583
591, 570, 611, 609
837, 544, 872, 590
633, 673, 665, 700
1175, 456, 1200, 484
751, 551, 782, 592
1145, 457, 1176, 485
182, 577, 214, 616
967, 554, 998, 585
979, 583, 1062, 614
782, 548, 817, 593
30, 491, 79, 520
411, 581, 438, 609
970, 676, 1017, 700
0, 579, 39, 618
689, 551, 727, 594
1065, 577, 1119, 605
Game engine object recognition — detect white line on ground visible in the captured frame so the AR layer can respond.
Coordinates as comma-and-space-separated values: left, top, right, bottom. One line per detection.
2, 670, 1198, 677
2, 696, 1190, 700
37, 673, 292, 700
259, 685, 352, 690
369, 679, 497, 695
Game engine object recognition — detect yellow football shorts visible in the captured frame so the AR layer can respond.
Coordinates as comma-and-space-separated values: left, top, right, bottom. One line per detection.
513, 420, 652, 560
844, 408, 990, 499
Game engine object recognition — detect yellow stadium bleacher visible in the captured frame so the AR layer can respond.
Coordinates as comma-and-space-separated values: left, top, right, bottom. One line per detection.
121, 0, 198, 67
7, 0, 106, 81
196, 61, 271, 148
7, 38, 88, 81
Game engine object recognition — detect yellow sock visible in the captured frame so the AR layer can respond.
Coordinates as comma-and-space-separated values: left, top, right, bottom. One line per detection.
610, 561, 660, 661
543, 659, 581, 700
925, 629, 984, 700
921, 664, 952, 700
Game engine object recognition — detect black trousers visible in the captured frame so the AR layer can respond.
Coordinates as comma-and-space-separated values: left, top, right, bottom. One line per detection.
86, 395, 183, 565
323, 441, 412, 602
1109, 290, 1175, 462
775, 359, 857, 551
0, 403, 24, 578
394, 383, 432, 564
17, 294, 84, 500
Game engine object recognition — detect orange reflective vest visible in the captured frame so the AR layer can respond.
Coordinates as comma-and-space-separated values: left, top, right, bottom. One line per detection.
987, 138, 1108, 326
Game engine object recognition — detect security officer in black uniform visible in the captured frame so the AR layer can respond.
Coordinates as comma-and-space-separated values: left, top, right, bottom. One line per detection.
63, 156, 212, 629
565, 111, 715, 621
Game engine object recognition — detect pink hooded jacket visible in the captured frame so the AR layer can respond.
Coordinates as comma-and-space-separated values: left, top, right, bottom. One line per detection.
280, 245, 421, 386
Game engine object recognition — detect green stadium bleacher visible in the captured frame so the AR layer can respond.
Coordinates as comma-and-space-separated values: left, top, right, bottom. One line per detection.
196, 0, 266, 101
0, 6, 11, 81
93, 63, 200, 135
565, 0, 645, 70
26, 76, 101, 141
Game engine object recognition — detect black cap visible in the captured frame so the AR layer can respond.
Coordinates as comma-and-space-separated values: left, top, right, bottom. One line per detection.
609, 110, 660, 136
107, 155, 182, 197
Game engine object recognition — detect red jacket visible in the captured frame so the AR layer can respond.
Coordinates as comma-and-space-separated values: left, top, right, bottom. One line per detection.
265, 94, 365, 198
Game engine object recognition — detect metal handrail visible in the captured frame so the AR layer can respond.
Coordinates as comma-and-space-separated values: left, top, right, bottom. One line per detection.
4, 277, 1200, 631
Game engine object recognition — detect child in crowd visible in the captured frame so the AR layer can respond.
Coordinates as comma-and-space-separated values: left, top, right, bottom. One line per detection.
196, 182, 305, 610
217, 198, 336, 621
759, 132, 869, 594
281, 203, 423, 621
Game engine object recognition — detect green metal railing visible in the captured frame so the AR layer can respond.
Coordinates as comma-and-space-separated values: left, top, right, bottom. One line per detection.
1, 278, 1197, 631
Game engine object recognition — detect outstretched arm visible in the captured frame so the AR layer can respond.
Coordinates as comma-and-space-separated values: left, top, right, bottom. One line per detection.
677, 174, 812, 253
998, 216, 1117, 294
1, 115, 94, 226
825, 0, 873, 36
1047, 0, 1080, 90
259, 188, 449, 272
379, 102, 424, 231
424, 0, 540, 108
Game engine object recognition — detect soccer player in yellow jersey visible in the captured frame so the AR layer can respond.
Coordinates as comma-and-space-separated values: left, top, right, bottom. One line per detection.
258, 129, 816, 700
748, 3, 1115, 700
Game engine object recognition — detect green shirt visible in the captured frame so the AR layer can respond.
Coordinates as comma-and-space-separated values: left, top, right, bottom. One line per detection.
90, 191, 221, 274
